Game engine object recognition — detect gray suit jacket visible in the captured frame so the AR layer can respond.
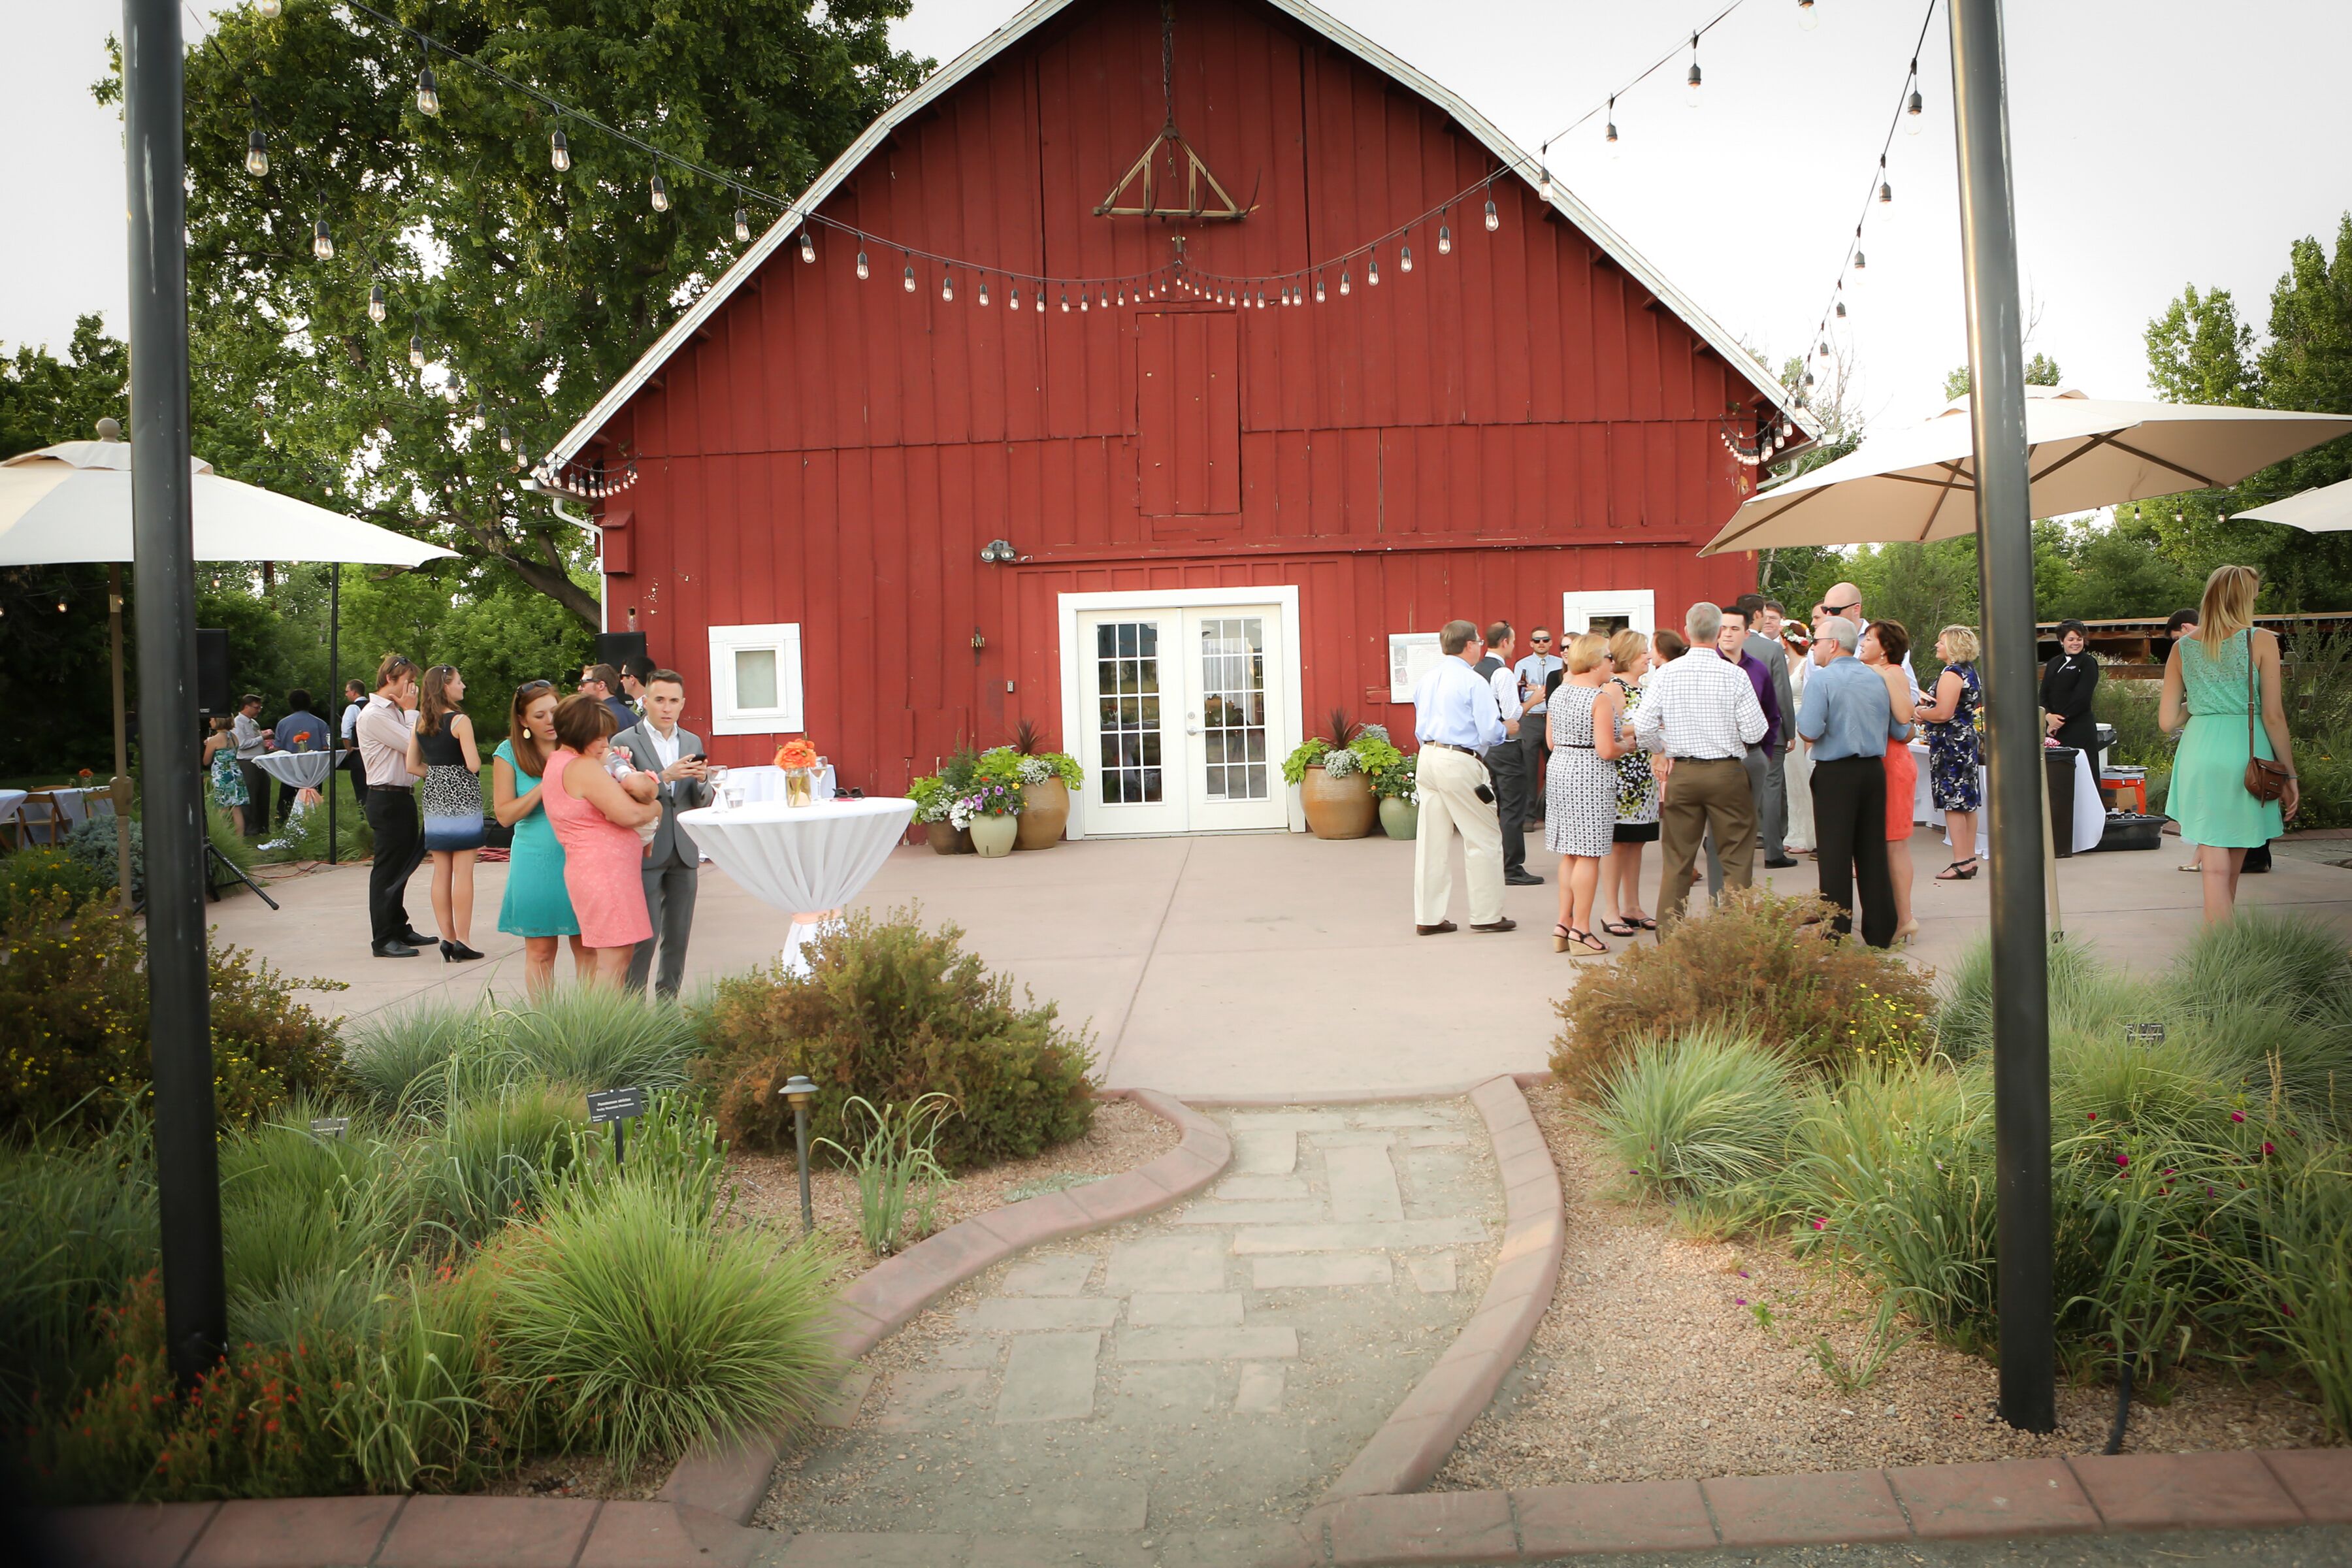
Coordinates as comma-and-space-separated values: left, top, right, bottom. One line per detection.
1746, 632, 1795, 751
613, 722, 711, 869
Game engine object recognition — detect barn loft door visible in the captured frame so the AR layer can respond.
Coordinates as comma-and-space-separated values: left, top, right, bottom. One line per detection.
1135, 312, 1241, 516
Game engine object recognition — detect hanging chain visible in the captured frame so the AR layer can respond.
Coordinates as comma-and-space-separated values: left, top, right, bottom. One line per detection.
1161, 0, 1177, 127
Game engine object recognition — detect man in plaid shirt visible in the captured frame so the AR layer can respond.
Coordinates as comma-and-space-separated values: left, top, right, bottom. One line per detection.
1632, 602, 1768, 932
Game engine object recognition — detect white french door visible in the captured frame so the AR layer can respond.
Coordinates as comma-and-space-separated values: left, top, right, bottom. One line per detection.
1074, 604, 1289, 834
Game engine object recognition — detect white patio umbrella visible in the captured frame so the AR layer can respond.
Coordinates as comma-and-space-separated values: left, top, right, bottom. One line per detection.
1, 434, 456, 900
2232, 475, 2352, 533
1701, 387, 2352, 557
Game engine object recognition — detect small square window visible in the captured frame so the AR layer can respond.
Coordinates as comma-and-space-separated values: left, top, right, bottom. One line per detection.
706, 623, 803, 736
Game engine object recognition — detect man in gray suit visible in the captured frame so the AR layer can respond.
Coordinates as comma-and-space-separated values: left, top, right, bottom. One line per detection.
613, 670, 711, 998
1738, 592, 1798, 869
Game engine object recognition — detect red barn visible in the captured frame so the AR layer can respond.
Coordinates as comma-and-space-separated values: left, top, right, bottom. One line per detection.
544, 0, 1808, 837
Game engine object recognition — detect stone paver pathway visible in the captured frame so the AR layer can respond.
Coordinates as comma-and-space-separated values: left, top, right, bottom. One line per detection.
759, 1100, 1500, 1541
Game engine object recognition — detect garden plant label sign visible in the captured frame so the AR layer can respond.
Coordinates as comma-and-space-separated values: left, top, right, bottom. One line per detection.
308, 1117, 350, 1138
2123, 1022, 2167, 1044
586, 1086, 647, 1124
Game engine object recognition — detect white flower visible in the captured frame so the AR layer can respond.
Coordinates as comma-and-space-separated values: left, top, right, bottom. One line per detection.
1016, 756, 1055, 785
1320, 748, 1360, 778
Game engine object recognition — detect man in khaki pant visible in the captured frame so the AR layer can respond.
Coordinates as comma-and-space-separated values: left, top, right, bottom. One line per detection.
1409, 619, 1515, 935
1631, 602, 1769, 932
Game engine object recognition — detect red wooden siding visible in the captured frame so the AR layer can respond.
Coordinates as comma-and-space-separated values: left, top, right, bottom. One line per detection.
583, 0, 1774, 791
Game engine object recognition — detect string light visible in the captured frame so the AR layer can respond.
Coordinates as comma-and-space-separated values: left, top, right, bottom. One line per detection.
416, 61, 440, 117
245, 129, 268, 176
1034, 287, 1045, 313
942, 270, 955, 302
1606, 95, 1620, 157
1906, 82, 1924, 133
312, 216, 333, 259
1538, 148, 1551, 203
549, 129, 569, 171
499, 425, 513, 453
1685, 33, 1703, 107
1009, 284, 1021, 310
1878, 155, 1893, 214
1339, 269, 1351, 297
368, 282, 386, 323
734, 208, 750, 243
649, 174, 669, 212
904, 259, 917, 293
1438, 224, 1452, 255
1400, 244, 1413, 274
799, 229, 815, 263
1315, 276, 1326, 302
1484, 197, 1499, 232
409, 319, 425, 369
1060, 289, 1071, 312
1835, 296, 1846, 319
258, 0, 282, 16
979, 276, 990, 306
1367, 252, 1380, 286
856, 249, 870, 280
1079, 288, 1089, 312
1798, 0, 1818, 28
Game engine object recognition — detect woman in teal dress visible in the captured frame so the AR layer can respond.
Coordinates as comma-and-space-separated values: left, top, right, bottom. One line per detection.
492, 681, 586, 994
2161, 565, 2298, 924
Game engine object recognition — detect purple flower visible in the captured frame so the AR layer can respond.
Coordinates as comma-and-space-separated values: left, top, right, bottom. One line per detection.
1734, 1298, 1747, 1306
2262, 1142, 2276, 1156
2115, 1153, 2129, 1168
2230, 1111, 2246, 1123
1810, 1218, 1826, 1231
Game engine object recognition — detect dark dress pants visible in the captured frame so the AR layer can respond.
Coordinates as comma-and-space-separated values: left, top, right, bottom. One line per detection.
342, 747, 369, 807
627, 863, 700, 998
1485, 736, 1529, 876
1811, 755, 1895, 947
1520, 710, 1549, 823
363, 785, 422, 947
238, 759, 271, 838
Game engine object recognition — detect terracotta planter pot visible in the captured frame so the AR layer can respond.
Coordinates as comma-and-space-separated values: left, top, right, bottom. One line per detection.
925, 820, 974, 856
970, 814, 1019, 858
1378, 797, 1419, 840
1015, 778, 1070, 849
1299, 763, 1377, 840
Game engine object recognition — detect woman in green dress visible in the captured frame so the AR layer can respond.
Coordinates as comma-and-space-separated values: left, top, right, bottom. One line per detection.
493, 681, 586, 994
2160, 564, 2298, 923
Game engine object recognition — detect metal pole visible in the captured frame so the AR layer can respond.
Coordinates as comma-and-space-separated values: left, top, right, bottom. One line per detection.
1948, 0, 2054, 1432
327, 566, 339, 865
109, 563, 135, 913
124, 0, 223, 1390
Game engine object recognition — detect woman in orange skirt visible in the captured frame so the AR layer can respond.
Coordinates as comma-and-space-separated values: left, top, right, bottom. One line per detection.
1861, 620, 1919, 945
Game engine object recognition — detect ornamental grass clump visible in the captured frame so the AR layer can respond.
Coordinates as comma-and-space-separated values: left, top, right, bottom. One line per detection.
342, 987, 700, 1116
1550, 887, 1934, 1094
1591, 1025, 1799, 1227
699, 906, 1096, 1170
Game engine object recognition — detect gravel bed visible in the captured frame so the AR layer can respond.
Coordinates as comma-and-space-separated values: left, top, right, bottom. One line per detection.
1435, 1082, 2334, 1491
728, 1094, 1179, 1276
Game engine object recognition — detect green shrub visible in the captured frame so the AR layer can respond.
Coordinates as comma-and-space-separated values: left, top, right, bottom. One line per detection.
1592, 1026, 1799, 1220
698, 907, 1096, 1170
343, 988, 700, 1116
815, 1094, 956, 1255
1935, 934, 2125, 1062
2234, 1151, 2352, 1439
0, 848, 105, 920
63, 817, 141, 904
486, 1174, 839, 1472
253, 779, 374, 864
1550, 888, 1935, 1094
0, 1116, 158, 1427
2294, 728, 2352, 830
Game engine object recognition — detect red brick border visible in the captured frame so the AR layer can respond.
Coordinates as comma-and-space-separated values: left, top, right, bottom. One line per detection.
1318, 1075, 1565, 1503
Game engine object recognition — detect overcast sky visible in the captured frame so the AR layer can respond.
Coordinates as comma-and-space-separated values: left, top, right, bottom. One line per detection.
8, 0, 2347, 433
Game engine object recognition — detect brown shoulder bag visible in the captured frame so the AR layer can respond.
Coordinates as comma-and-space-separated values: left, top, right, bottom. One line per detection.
2244, 632, 2292, 804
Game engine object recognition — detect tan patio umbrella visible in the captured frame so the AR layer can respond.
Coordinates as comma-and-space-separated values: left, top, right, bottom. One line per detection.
1, 430, 456, 904
2232, 475, 2352, 532
1701, 387, 2352, 557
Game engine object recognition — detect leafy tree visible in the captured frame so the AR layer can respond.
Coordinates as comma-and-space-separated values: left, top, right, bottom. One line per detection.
99, 0, 926, 629
0, 315, 127, 459
1940, 352, 2062, 403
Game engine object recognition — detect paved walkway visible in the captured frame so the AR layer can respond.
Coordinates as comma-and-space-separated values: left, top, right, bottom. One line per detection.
202, 828, 2352, 1099
763, 1101, 1499, 1541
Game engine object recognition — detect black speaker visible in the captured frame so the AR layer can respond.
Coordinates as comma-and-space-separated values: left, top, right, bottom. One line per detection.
595, 631, 647, 672
195, 629, 231, 716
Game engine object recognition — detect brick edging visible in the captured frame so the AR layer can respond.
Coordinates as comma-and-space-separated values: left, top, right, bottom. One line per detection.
655, 1086, 1232, 1523
1318, 1074, 1566, 1504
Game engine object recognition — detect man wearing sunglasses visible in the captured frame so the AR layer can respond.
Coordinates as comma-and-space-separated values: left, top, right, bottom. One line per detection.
1514, 628, 1564, 833
1820, 582, 1921, 706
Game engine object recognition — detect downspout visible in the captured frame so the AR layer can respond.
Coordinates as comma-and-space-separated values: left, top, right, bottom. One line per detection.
525, 479, 607, 632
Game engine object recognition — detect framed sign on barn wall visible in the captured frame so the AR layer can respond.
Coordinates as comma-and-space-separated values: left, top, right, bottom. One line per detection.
706, 623, 804, 736
1388, 633, 1443, 702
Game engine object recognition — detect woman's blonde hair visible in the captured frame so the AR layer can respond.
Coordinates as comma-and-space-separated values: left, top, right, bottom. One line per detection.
1564, 632, 1611, 674
2197, 564, 2259, 648
1938, 625, 1980, 664
1607, 629, 1648, 672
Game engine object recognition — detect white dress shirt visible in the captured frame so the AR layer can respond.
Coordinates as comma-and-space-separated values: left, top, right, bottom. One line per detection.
640, 722, 682, 774
1632, 647, 1768, 760
1413, 657, 1508, 750
1487, 664, 1524, 725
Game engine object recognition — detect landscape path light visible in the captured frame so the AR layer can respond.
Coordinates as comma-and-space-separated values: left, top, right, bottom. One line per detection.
783, 1075, 819, 1235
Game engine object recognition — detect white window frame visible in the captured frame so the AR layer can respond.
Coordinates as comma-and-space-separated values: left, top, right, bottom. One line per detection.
1056, 585, 1305, 838
706, 622, 804, 736
1560, 589, 1656, 639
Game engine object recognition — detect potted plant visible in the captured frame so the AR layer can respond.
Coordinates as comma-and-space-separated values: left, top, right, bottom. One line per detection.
1371, 751, 1420, 840
774, 738, 823, 806
1282, 711, 1397, 840
911, 747, 980, 853
995, 719, 1085, 850
951, 779, 1023, 857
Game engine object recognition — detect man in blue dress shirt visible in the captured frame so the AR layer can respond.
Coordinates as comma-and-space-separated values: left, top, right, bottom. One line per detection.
1796, 616, 1912, 947
1409, 620, 1515, 936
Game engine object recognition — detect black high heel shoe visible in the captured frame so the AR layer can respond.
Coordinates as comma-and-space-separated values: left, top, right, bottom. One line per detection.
440, 939, 485, 962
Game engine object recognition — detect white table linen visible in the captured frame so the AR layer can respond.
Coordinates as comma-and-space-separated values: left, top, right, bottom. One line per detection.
0, 789, 25, 843
49, 785, 117, 826
1913, 743, 2102, 855
721, 762, 838, 805
254, 749, 340, 792
678, 796, 914, 975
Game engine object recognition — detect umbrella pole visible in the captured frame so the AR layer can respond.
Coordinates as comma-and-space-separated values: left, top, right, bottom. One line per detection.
328, 564, 339, 866
123, 0, 225, 1391
110, 564, 133, 914
1950, 0, 2055, 1432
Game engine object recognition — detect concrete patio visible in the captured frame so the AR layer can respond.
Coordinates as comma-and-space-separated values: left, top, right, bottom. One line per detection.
204, 825, 2352, 1100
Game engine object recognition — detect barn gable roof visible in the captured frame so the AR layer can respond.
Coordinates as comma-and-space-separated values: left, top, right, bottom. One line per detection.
542, 0, 1817, 474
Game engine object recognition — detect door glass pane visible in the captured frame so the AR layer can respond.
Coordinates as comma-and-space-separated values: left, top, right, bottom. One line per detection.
734, 647, 778, 710
1197, 617, 1267, 802
1094, 621, 1163, 804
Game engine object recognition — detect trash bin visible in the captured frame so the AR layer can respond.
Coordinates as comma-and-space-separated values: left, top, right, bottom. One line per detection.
2046, 744, 2078, 857
2092, 721, 2116, 782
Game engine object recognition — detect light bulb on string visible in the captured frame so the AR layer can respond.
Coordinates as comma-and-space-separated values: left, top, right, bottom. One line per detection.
904, 259, 917, 293
979, 277, 990, 306
1685, 35, 1702, 107
258, 0, 282, 16
1117, 284, 1126, 306
941, 270, 955, 302
1034, 287, 1044, 313
1484, 197, 1499, 232
312, 216, 333, 259
416, 62, 440, 117
1798, 0, 1818, 30
1400, 245, 1413, 274
409, 323, 425, 370
1538, 147, 1551, 203
1438, 224, 1452, 255
1852, 248, 1867, 275
1780, 417, 1795, 440
499, 425, 512, 453
1339, 269, 1351, 297
1367, 252, 1380, 286
1009, 284, 1021, 310
368, 282, 386, 323
1878, 156, 1893, 217
1315, 276, 1326, 302
856, 248, 870, 280
549, 129, 570, 171
245, 129, 268, 177
800, 229, 815, 263
1835, 297, 1846, 319
1606, 95, 1620, 157
1079, 288, 1088, 312
736, 209, 752, 244
1060, 289, 1071, 313
1906, 83, 1924, 133
649, 175, 669, 212
1255, 290, 1266, 309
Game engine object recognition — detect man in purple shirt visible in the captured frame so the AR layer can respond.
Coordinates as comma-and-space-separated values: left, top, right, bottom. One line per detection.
1701, 605, 1781, 900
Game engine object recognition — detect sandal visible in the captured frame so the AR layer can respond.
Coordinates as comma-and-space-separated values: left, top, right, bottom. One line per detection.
1601, 918, 1639, 938
1627, 914, 1658, 931
1561, 927, 1610, 956
1935, 857, 1980, 881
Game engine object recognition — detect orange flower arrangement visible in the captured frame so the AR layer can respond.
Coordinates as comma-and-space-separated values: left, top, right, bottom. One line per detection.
775, 739, 820, 770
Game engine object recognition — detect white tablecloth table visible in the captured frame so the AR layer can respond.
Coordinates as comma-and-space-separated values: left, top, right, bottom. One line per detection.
254, 749, 341, 804
718, 762, 838, 805
0, 789, 25, 843
678, 796, 914, 975
1912, 742, 2102, 856
50, 785, 118, 826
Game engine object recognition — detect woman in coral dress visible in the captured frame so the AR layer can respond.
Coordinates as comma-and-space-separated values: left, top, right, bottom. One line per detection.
538, 693, 660, 985
1861, 620, 1920, 946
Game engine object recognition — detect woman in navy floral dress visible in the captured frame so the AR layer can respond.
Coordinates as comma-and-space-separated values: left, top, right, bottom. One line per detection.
1916, 626, 1984, 880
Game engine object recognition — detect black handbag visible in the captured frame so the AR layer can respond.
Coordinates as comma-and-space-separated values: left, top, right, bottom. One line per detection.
2242, 636, 2291, 805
